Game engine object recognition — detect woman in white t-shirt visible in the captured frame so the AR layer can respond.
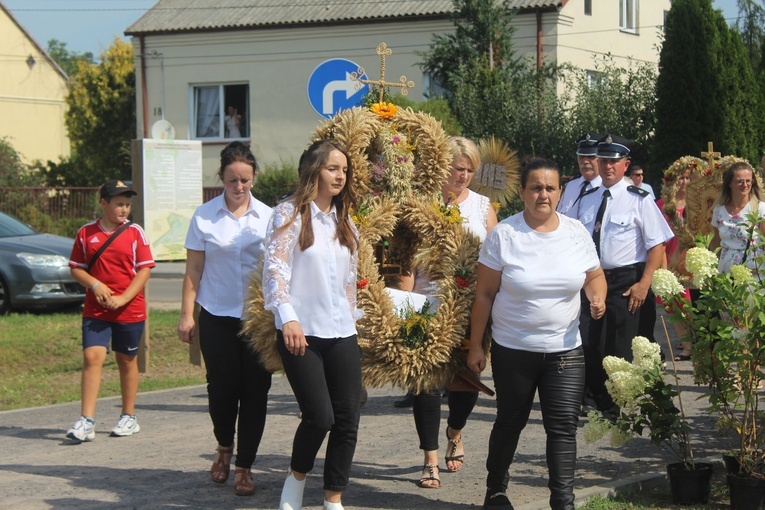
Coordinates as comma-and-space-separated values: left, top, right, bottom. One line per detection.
263, 140, 361, 510
710, 161, 765, 274
403, 136, 498, 490
467, 159, 606, 510
178, 141, 273, 497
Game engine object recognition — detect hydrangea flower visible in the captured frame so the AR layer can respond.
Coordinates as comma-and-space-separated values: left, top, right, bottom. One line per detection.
632, 335, 662, 370
652, 268, 684, 300
685, 247, 718, 288
730, 264, 754, 286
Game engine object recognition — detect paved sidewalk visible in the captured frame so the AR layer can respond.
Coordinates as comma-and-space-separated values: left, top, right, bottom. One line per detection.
0, 322, 725, 510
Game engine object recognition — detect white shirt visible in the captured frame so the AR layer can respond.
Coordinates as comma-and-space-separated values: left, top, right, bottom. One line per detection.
457, 189, 490, 241
262, 200, 360, 338
479, 212, 600, 353
184, 193, 272, 319
640, 182, 656, 199
558, 174, 603, 219
578, 180, 674, 270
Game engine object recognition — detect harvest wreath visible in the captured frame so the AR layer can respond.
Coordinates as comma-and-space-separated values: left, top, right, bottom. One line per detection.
242, 103, 490, 393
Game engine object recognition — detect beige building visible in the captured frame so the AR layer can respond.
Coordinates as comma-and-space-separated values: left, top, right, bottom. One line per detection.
0, 1, 70, 164
127, 0, 670, 185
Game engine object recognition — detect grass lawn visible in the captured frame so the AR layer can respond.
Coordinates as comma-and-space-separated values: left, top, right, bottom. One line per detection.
0, 309, 205, 411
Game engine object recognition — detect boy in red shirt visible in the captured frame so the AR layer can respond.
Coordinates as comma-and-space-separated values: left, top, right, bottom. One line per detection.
66, 180, 155, 442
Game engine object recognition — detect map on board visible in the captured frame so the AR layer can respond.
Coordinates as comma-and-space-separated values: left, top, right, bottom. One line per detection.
140, 139, 203, 261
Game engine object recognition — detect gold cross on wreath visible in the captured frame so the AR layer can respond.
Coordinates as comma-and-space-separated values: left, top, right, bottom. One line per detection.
351, 43, 415, 103
701, 141, 721, 171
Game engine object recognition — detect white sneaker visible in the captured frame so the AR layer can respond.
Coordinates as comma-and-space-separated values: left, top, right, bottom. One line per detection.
110, 414, 140, 437
279, 472, 306, 510
324, 500, 344, 510
66, 416, 95, 442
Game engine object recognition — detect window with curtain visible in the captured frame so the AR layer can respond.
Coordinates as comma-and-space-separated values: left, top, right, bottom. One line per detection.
191, 84, 249, 139
619, 0, 638, 33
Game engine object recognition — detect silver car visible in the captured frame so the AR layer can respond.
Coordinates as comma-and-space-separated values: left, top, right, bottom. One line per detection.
0, 211, 85, 314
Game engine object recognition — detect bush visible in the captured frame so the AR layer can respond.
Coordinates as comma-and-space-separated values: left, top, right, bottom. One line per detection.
253, 161, 298, 206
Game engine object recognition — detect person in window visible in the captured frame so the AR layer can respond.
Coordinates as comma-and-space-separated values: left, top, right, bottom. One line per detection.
467, 159, 606, 510
225, 106, 242, 138
178, 141, 272, 496
263, 139, 362, 510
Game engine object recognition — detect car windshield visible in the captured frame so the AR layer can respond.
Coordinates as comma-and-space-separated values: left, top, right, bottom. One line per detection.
0, 212, 38, 237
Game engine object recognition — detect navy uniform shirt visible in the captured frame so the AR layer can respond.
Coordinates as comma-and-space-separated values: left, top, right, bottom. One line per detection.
558, 175, 602, 219
578, 179, 673, 270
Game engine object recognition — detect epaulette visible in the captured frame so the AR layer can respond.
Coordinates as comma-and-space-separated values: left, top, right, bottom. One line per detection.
627, 185, 650, 198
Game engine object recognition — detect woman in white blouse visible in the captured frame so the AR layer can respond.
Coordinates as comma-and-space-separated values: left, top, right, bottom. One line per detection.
263, 140, 361, 510
178, 141, 272, 497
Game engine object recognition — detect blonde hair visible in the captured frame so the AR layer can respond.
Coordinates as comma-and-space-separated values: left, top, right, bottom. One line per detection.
713, 161, 761, 212
448, 136, 480, 170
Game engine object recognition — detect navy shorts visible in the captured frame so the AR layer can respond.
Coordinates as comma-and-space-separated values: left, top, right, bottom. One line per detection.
82, 318, 145, 355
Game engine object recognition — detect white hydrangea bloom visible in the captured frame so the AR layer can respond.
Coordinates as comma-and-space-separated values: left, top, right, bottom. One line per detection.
685, 247, 718, 288
609, 428, 633, 447
582, 412, 613, 443
730, 265, 754, 286
652, 269, 685, 300
632, 336, 662, 370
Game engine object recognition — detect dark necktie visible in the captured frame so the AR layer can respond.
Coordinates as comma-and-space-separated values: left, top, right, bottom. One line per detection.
572, 180, 588, 207
592, 189, 610, 258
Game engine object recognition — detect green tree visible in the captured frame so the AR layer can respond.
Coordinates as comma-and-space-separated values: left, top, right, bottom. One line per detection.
63, 38, 135, 186
734, 0, 765, 73
419, 0, 518, 94
0, 137, 37, 186
390, 95, 463, 135
654, 0, 763, 171
46, 39, 93, 78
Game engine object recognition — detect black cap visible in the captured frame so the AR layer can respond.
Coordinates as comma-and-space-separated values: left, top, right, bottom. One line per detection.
100, 180, 137, 199
576, 132, 602, 156
596, 134, 631, 159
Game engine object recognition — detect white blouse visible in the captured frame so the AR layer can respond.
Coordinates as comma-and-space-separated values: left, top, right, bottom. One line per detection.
457, 189, 490, 242
184, 193, 272, 319
262, 200, 361, 338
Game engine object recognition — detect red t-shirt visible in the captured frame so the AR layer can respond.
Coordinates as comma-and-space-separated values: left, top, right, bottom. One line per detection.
69, 219, 155, 323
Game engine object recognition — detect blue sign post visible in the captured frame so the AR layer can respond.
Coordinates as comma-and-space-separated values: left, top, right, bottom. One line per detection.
307, 59, 369, 119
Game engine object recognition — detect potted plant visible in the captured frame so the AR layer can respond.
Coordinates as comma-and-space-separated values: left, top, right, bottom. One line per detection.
583, 335, 713, 505
653, 229, 765, 509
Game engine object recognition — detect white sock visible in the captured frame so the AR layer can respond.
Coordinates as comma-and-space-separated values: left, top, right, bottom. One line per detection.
323, 500, 344, 510
279, 472, 306, 510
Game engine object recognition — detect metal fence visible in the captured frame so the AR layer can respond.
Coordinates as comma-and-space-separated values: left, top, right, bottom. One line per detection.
0, 187, 101, 221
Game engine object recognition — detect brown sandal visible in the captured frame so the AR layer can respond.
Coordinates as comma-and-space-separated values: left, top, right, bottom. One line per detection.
234, 468, 255, 496
444, 426, 464, 472
416, 464, 440, 488
210, 444, 234, 484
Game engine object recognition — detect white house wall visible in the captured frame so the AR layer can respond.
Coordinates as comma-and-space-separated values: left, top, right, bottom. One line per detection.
134, 19, 453, 186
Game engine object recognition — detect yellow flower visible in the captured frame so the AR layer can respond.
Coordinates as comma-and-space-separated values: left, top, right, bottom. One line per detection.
371, 102, 398, 119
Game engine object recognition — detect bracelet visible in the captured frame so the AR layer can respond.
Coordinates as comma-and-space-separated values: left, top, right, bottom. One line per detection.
91, 281, 100, 291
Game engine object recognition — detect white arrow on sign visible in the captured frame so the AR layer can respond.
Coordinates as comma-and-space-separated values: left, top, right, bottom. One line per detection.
322, 72, 361, 115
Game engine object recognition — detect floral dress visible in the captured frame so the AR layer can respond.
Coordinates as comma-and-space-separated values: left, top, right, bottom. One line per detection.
711, 202, 765, 274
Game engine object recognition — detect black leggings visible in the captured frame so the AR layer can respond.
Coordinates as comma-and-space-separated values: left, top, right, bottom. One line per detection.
487, 342, 585, 510
198, 307, 272, 469
412, 390, 478, 451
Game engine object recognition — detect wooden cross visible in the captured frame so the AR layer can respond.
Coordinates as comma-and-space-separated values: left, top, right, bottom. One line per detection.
374, 241, 402, 276
701, 141, 721, 171
351, 43, 415, 103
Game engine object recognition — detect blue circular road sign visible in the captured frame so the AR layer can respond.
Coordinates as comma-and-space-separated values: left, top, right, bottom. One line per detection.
307, 59, 369, 119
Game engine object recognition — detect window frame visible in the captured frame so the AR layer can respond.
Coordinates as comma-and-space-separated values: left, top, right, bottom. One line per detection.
584, 0, 592, 16
189, 83, 250, 141
619, 0, 639, 34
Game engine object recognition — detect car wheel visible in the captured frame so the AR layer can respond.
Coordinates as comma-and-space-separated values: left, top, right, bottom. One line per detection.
0, 274, 10, 315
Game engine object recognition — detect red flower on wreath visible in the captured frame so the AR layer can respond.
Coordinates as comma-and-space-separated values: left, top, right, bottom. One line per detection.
356, 278, 369, 290
455, 276, 470, 289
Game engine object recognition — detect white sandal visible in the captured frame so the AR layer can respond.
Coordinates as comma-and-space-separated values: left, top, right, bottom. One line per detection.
279, 472, 306, 510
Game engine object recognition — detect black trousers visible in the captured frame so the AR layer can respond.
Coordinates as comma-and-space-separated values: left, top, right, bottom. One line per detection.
412, 390, 479, 451
486, 343, 584, 510
277, 332, 361, 492
198, 307, 272, 469
581, 263, 651, 411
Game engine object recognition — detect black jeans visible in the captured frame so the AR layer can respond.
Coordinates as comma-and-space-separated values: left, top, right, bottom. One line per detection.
198, 307, 272, 469
487, 343, 585, 510
277, 332, 361, 492
582, 264, 644, 411
412, 390, 478, 451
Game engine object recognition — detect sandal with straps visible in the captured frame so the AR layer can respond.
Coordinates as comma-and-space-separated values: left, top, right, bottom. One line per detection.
416, 464, 440, 489
234, 467, 255, 496
210, 444, 234, 484
444, 426, 464, 472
